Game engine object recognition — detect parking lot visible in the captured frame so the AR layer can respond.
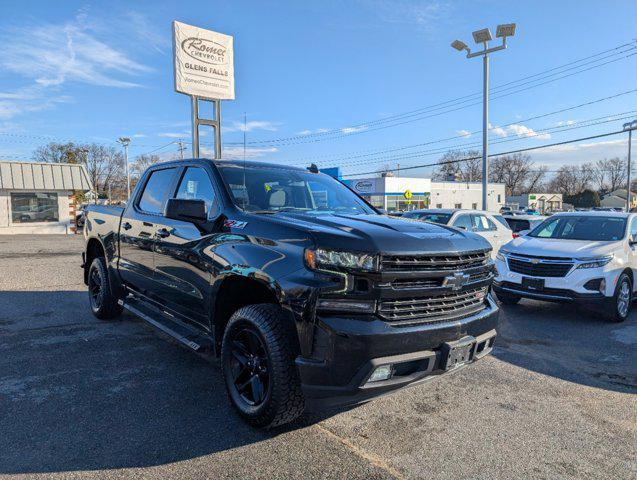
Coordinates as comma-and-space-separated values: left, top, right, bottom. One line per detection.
0, 234, 635, 479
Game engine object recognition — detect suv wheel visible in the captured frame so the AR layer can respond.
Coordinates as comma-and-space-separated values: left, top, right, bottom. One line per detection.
608, 273, 632, 323
221, 304, 304, 428
88, 257, 123, 320
496, 291, 521, 305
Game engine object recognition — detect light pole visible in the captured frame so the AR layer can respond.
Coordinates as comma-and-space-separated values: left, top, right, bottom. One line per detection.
451, 23, 516, 211
623, 120, 637, 212
117, 137, 132, 200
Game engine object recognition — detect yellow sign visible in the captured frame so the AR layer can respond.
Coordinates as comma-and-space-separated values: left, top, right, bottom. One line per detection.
404, 189, 413, 200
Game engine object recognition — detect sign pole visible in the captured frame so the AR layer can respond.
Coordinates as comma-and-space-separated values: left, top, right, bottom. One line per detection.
191, 96, 200, 158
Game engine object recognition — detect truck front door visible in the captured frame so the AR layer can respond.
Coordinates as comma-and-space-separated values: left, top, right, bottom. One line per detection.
152, 165, 219, 329
118, 167, 178, 295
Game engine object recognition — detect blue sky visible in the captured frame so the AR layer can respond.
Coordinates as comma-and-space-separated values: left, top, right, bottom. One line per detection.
0, 0, 636, 178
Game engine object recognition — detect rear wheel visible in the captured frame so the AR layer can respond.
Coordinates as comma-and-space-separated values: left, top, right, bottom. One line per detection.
496, 291, 521, 305
88, 257, 123, 320
221, 304, 304, 428
607, 273, 632, 323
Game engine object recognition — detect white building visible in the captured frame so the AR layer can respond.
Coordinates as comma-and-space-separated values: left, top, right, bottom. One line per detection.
507, 193, 563, 213
347, 176, 505, 213
0, 161, 93, 234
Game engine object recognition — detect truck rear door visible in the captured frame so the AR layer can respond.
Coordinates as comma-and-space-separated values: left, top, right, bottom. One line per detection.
118, 166, 179, 295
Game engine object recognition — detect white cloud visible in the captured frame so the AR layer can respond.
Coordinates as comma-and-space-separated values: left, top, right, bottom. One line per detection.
365, 0, 453, 34
532, 138, 627, 164
297, 128, 330, 136
556, 120, 576, 127
223, 121, 281, 133
218, 146, 279, 159
132, 133, 147, 138
341, 126, 368, 134
0, 9, 156, 119
489, 123, 551, 140
457, 129, 472, 138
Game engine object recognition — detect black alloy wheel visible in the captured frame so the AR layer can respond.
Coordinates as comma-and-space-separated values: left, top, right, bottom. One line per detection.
227, 324, 271, 407
87, 257, 123, 320
88, 262, 104, 311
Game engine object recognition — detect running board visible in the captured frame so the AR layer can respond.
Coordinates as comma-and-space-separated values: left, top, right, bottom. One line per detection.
119, 298, 214, 352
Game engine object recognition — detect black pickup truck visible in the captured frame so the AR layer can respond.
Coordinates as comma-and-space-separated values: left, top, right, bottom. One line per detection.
83, 159, 498, 427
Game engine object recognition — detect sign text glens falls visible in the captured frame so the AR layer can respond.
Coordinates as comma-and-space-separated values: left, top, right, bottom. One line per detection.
173, 21, 235, 100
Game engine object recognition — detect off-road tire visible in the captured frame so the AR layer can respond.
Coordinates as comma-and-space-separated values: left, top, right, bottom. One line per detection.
221, 304, 304, 428
88, 257, 123, 320
607, 273, 632, 323
496, 291, 521, 305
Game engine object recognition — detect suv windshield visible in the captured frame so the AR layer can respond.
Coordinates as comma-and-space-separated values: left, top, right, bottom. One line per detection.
217, 164, 375, 216
529, 215, 627, 241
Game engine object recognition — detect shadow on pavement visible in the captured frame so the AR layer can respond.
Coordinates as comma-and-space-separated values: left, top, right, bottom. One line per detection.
0, 290, 331, 475
493, 298, 637, 394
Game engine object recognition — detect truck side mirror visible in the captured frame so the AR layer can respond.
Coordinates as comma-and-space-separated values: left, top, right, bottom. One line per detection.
164, 198, 207, 224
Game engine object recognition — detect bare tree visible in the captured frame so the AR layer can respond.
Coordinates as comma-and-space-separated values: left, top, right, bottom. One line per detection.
488, 153, 543, 195
32, 142, 83, 164
132, 154, 163, 176
593, 157, 627, 192
548, 163, 595, 195
432, 150, 481, 181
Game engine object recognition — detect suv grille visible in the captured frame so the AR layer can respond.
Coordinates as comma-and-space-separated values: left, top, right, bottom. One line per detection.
381, 251, 489, 272
378, 286, 488, 325
508, 257, 573, 278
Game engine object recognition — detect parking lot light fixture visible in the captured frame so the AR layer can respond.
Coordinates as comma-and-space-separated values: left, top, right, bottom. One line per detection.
623, 119, 637, 212
450, 23, 516, 210
117, 137, 132, 200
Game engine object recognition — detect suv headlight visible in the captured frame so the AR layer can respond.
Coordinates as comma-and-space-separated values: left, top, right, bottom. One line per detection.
496, 249, 509, 262
305, 248, 377, 271
576, 254, 613, 269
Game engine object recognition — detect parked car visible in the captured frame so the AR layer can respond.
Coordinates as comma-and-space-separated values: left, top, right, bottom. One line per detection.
402, 209, 513, 256
502, 214, 548, 237
82, 159, 499, 427
493, 211, 636, 322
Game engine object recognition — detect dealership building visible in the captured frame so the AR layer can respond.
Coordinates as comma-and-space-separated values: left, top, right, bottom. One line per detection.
0, 161, 93, 234
345, 175, 506, 213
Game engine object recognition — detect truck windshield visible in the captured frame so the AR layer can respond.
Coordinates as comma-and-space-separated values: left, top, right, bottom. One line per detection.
528, 215, 627, 241
217, 164, 376, 215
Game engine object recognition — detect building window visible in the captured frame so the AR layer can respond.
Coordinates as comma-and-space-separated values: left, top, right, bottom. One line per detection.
472, 203, 478, 210
436, 203, 443, 208
498, 194, 502, 203
11, 192, 59, 223
454, 203, 462, 209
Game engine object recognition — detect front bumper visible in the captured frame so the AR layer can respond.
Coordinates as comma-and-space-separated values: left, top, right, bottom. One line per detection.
296, 295, 499, 410
493, 280, 608, 306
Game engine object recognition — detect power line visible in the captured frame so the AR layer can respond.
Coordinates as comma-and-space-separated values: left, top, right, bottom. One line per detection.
329, 111, 636, 170
237, 41, 636, 146
341, 129, 627, 178
294, 88, 637, 163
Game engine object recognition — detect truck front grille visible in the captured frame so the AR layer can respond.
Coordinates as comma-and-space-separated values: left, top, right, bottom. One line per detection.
378, 286, 488, 325
381, 251, 489, 272
390, 271, 492, 290
508, 257, 573, 278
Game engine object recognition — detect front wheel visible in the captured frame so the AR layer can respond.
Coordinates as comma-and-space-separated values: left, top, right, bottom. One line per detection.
221, 304, 304, 428
607, 273, 632, 323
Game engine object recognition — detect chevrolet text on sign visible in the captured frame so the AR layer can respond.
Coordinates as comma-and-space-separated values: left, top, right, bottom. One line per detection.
173, 21, 235, 100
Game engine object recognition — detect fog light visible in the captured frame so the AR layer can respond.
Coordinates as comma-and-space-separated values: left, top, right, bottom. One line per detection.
599, 278, 606, 294
368, 365, 392, 382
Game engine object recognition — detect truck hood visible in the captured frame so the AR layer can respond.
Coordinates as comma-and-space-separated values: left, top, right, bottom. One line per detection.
267, 213, 491, 255
504, 236, 620, 258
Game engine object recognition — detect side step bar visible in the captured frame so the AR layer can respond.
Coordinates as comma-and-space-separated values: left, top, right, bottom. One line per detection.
119, 297, 214, 353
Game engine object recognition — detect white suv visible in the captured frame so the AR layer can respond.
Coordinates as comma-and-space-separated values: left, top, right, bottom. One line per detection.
493, 211, 636, 322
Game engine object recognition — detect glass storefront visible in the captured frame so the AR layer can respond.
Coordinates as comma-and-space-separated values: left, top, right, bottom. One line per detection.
360, 194, 430, 212
11, 192, 59, 223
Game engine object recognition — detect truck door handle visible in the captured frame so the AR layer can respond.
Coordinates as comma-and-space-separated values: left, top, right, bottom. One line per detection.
156, 228, 171, 238
122, 222, 132, 230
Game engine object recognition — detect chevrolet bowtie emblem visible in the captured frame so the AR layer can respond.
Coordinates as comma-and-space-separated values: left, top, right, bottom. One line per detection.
443, 272, 471, 291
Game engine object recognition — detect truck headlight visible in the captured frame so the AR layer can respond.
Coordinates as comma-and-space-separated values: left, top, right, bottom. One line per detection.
576, 255, 613, 269
305, 248, 377, 271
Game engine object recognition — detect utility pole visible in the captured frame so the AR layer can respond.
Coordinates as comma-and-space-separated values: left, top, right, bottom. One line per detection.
177, 139, 186, 160
624, 120, 637, 212
117, 137, 132, 200
451, 23, 516, 211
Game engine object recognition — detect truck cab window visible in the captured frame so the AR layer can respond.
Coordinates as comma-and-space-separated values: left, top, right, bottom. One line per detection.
175, 167, 216, 214
138, 168, 176, 214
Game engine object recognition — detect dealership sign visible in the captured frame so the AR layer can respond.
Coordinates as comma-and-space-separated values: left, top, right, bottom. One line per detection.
173, 21, 235, 99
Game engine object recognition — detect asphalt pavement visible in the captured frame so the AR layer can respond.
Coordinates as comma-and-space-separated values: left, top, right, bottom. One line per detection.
0, 235, 635, 479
